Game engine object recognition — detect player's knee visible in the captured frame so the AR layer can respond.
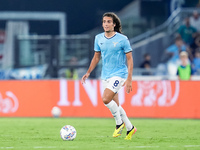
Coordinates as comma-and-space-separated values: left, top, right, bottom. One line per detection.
102, 97, 111, 104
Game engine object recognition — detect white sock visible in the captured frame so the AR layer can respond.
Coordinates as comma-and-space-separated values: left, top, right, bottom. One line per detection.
119, 105, 133, 131
105, 101, 123, 125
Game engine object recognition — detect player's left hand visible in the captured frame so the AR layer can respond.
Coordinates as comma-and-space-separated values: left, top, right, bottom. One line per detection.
122, 79, 132, 94
81, 73, 90, 84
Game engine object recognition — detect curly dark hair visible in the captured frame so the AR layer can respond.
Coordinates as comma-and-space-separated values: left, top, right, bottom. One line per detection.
102, 12, 122, 33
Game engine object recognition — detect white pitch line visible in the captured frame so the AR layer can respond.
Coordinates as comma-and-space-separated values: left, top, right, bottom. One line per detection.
34, 146, 57, 149
116, 147, 125, 149
184, 145, 200, 147
169, 145, 177, 147
134, 146, 160, 148
0, 147, 57, 149
117, 146, 160, 149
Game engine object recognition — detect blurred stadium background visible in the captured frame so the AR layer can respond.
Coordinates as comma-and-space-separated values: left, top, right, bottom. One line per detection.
0, 0, 199, 80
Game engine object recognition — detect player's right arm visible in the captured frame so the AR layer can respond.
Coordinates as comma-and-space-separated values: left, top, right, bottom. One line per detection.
81, 52, 101, 84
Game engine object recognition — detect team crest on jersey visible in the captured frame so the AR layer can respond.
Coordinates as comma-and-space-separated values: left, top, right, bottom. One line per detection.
113, 42, 118, 47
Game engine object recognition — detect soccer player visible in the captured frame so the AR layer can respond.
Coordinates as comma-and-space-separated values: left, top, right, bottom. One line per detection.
81, 12, 137, 140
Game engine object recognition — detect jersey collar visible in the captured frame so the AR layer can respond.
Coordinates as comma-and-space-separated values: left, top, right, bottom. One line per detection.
104, 32, 117, 39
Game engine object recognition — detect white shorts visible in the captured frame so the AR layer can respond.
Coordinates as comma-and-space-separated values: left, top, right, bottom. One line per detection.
102, 76, 126, 94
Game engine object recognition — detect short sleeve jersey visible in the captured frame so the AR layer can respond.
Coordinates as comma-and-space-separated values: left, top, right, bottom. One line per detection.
94, 32, 132, 80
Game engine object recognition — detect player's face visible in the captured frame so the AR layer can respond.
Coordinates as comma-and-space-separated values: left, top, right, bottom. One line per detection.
102, 16, 116, 32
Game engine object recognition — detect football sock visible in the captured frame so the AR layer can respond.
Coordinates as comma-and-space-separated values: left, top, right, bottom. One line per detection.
119, 105, 133, 131
127, 126, 134, 135
105, 100, 123, 125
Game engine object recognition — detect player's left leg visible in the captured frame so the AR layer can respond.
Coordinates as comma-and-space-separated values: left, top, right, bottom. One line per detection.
102, 88, 124, 137
113, 94, 137, 140
103, 88, 122, 125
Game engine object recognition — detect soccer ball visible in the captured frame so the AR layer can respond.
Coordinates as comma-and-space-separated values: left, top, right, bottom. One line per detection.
60, 125, 77, 141
51, 106, 61, 118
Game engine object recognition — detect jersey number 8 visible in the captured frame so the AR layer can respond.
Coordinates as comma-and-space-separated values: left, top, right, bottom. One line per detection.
113, 80, 119, 87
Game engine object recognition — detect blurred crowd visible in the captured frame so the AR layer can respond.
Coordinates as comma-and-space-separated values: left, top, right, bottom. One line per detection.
166, 10, 200, 78
140, 10, 200, 80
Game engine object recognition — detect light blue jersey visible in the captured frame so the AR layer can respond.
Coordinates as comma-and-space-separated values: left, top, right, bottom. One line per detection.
94, 32, 132, 80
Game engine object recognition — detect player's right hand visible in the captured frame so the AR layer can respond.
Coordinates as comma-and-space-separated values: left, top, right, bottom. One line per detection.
81, 73, 90, 84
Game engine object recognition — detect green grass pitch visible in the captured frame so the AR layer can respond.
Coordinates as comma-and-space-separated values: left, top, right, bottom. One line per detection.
0, 118, 200, 150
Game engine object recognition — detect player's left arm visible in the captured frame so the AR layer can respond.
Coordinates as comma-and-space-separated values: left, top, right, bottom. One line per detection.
123, 51, 133, 94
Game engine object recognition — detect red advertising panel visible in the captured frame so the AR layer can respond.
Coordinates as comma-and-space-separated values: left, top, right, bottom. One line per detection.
0, 80, 200, 118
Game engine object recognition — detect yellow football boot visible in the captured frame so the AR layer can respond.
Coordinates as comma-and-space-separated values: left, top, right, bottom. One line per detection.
125, 126, 137, 140
113, 123, 125, 137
